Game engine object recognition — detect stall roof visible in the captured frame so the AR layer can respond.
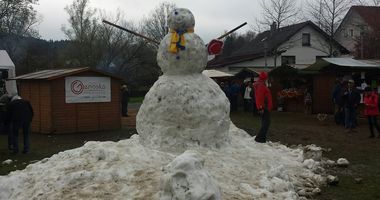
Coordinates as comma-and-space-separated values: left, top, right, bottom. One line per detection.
12, 67, 122, 80
321, 58, 380, 67
229, 67, 273, 73
303, 58, 380, 73
202, 69, 233, 78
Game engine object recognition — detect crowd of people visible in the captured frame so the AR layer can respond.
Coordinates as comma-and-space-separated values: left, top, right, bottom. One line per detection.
332, 78, 380, 137
1, 76, 377, 155
0, 94, 34, 154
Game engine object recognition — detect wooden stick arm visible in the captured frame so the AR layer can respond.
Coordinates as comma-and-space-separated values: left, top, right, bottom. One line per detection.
217, 22, 248, 40
102, 19, 160, 45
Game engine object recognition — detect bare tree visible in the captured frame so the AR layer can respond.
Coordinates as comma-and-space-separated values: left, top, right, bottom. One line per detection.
307, 0, 355, 56
251, 0, 301, 67
62, 0, 101, 67
141, 2, 176, 48
370, 0, 380, 5
355, 0, 380, 5
97, 10, 137, 69
254, 0, 300, 32
0, 0, 40, 37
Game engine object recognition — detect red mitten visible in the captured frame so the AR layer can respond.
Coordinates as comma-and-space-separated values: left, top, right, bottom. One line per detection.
207, 39, 224, 55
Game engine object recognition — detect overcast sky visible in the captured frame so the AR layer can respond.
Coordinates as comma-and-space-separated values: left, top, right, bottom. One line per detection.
34, 0, 261, 42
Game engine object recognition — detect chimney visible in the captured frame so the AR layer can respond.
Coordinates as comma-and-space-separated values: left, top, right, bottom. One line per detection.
270, 22, 277, 33
270, 22, 277, 37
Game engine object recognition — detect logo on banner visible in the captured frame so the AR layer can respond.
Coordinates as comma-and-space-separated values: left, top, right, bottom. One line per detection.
71, 80, 84, 95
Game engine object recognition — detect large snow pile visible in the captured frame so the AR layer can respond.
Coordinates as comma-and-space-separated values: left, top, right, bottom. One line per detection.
0, 124, 325, 200
137, 74, 231, 152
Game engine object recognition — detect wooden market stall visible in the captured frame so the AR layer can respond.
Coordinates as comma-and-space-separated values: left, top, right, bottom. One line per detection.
302, 58, 380, 114
269, 65, 311, 112
12, 67, 122, 134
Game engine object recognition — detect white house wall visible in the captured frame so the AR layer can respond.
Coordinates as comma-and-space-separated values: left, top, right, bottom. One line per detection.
279, 26, 337, 65
225, 24, 341, 70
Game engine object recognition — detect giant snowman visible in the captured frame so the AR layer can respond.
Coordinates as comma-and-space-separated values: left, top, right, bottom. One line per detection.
136, 8, 230, 152
0, 8, 328, 200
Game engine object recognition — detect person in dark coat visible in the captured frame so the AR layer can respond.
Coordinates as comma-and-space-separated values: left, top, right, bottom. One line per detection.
0, 94, 12, 150
121, 85, 130, 117
342, 80, 361, 132
230, 81, 241, 112
253, 72, 273, 143
220, 82, 231, 102
7, 96, 34, 154
332, 78, 344, 125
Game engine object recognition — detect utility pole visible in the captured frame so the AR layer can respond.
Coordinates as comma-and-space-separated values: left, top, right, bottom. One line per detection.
361, 32, 364, 59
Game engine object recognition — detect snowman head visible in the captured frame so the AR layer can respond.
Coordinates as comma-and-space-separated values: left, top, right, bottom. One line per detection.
168, 8, 195, 31
157, 8, 207, 75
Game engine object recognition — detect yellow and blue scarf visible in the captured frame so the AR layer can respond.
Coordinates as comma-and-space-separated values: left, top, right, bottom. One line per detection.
169, 28, 194, 53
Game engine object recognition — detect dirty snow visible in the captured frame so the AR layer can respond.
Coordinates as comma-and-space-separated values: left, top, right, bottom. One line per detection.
2, 159, 13, 165
0, 124, 326, 200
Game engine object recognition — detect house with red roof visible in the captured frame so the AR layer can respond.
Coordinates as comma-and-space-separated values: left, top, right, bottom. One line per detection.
335, 6, 380, 56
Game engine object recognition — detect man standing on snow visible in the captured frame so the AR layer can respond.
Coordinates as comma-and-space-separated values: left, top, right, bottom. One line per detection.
253, 72, 273, 143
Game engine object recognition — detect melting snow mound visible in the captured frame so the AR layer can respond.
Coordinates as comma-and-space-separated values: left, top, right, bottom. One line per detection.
0, 124, 327, 200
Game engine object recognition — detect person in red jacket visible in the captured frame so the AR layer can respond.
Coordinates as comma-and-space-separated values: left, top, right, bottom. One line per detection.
363, 87, 380, 138
253, 72, 273, 143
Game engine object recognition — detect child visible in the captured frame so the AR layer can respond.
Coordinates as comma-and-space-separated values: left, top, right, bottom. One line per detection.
304, 90, 312, 114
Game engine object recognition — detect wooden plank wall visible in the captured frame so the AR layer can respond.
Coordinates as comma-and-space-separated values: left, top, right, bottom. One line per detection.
51, 74, 121, 133
19, 81, 52, 133
51, 78, 77, 133
313, 74, 336, 114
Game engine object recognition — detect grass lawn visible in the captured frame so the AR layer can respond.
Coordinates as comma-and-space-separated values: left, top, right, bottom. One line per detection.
1, 110, 379, 200
129, 96, 145, 103
231, 110, 380, 200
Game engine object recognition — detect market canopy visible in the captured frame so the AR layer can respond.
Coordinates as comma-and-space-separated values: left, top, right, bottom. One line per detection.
202, 69, 233, 78
0, 50, 17, 95
0, 50, 15, 69
303, 58, 380, 74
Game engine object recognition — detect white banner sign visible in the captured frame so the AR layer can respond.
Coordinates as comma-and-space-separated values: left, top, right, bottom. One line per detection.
65, 76, 111, 103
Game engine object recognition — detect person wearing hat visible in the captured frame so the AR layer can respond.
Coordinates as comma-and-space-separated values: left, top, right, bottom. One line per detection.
253, 72, 273, 143
342, 79, 361, 132
363, 87, 380, 138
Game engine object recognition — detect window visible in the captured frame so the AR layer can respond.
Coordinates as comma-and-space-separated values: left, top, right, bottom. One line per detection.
350, 29, 354, 37
343, 29, 348, 38
302, 33, 311, 46
281, 56, 296, 65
